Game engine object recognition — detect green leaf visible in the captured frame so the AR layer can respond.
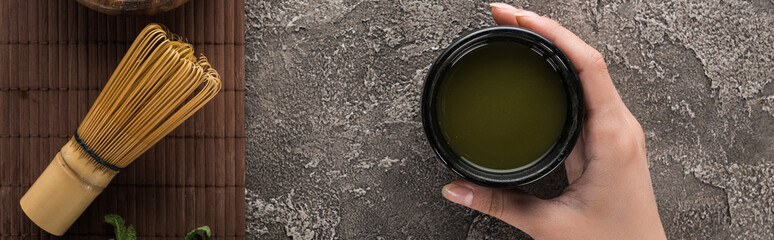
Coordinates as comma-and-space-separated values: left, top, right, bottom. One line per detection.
104, 214, 125, 230
185, 226, 211, 240
126, 225, 137, 240
105, 214, 211, 240
104, 214, 136, 240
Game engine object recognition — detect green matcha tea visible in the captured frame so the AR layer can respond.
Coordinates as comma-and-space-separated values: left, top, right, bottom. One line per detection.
436, 41, 567, 171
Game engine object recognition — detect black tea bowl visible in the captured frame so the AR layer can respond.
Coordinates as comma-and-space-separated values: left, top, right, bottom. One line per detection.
421, 26, 584, 188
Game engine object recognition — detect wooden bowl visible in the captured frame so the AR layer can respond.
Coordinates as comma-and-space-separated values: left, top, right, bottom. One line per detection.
76, 0, 190, 15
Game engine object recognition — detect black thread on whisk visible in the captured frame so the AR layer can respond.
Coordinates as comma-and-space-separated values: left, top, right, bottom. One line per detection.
73, 130, 123, 172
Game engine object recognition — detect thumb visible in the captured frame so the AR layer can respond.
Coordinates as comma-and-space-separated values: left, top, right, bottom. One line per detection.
442, 179, 554, 233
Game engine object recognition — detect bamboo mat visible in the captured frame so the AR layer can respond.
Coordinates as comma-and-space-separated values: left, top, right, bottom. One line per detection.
0, 0, 245, 239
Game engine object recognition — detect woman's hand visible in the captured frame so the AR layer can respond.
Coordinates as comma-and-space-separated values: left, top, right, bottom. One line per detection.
441, 3, 666, 239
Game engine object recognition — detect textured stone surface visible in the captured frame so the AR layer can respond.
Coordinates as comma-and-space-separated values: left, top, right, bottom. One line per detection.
243, 0, 773, 239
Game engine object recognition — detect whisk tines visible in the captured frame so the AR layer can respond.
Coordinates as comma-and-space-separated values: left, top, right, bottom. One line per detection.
74, 23, 221, 172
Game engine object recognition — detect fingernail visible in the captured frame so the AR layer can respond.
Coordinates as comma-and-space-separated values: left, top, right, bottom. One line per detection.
489, 2, 514, 10
513, 9, 539, 26
442, 184, 474, 206
514, 9, 539, 18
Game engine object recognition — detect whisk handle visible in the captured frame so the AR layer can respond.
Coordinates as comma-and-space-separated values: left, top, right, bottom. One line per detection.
20, 145, 118, 236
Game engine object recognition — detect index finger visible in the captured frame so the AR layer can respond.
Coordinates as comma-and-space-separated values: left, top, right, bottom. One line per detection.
490, 3, 624, 114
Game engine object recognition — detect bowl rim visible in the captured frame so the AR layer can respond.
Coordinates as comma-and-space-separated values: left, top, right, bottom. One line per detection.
421, 26, 585, 188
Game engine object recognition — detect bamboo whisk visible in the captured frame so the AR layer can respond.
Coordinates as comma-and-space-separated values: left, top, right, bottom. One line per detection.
20, 23, 221, 236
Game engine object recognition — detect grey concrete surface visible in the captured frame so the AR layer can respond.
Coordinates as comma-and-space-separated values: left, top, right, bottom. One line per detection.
243, 0, 774, 239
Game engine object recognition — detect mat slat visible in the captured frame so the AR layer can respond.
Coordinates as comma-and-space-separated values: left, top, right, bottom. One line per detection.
0, 0, 245, 238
